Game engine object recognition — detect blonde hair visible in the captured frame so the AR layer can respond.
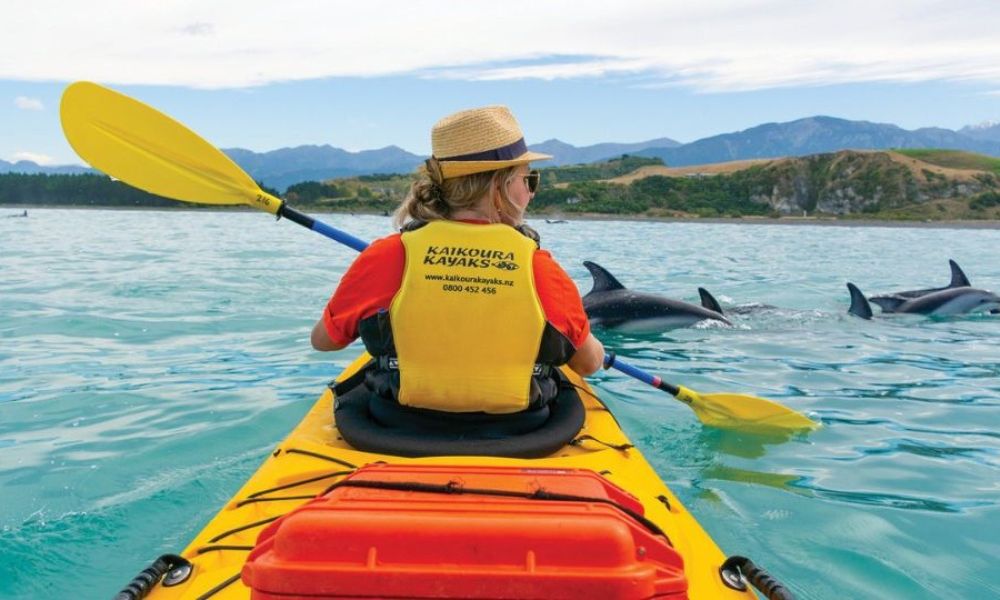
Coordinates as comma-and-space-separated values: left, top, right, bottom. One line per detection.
394, 165, 524, 229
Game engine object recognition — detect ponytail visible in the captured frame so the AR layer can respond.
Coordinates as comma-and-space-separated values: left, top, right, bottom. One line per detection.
394, 162, 522, 229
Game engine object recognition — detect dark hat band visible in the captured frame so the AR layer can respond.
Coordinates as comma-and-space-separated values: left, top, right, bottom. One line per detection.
440, 138, 527, 162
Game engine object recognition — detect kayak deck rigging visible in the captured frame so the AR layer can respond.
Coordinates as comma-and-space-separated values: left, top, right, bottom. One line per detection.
127, 355, 766, 599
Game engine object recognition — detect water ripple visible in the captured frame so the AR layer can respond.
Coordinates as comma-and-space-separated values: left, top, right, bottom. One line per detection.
3, 210, 1000, 599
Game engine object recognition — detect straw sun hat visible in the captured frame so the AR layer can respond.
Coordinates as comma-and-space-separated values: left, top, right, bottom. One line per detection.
428, 105, 552, 180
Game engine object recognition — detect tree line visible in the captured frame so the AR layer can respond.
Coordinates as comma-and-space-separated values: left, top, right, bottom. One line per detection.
0, 173, 280, 208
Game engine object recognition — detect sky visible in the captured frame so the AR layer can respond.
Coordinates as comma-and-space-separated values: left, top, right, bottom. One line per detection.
3, 0, 1000, 166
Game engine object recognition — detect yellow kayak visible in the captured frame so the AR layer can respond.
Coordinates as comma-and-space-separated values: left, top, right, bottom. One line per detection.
112, 354, 789, 600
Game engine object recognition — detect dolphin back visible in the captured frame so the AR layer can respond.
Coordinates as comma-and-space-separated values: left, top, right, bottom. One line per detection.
869, 295, 906, 312
847, 282, 873, 319
878, 259, 974, 300
901, 286, 1000, 316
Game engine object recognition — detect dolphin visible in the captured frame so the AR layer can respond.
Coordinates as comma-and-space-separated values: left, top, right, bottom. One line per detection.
868, 259, 971, 312
848, 282, 1000, 319
582, 261, 732, 331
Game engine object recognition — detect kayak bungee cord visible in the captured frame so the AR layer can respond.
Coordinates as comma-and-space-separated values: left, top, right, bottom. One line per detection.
206, 517, 281, 544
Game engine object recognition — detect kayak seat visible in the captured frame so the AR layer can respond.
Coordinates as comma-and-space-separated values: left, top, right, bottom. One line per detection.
333, 366, 585, 458
368, 394, 552, 437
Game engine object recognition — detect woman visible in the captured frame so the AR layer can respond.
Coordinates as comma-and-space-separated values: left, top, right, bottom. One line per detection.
311, 105, 603, 416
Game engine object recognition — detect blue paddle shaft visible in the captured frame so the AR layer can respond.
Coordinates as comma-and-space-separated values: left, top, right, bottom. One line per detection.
282, 203, 665, 392
278, 204, 369, 252
312, 219, 369, 252
605, 353, 679, 396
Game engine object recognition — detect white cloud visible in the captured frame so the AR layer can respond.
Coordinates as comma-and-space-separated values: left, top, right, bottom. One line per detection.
2, 1, 1000, 92
14, 96, 44, 110
11, 151, 55, 165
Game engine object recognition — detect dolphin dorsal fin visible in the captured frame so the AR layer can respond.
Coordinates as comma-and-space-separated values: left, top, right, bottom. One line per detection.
949, 259, 971, 288
582, 261, 626, 293
847, 282, 873, 320
698, 287, 724, 315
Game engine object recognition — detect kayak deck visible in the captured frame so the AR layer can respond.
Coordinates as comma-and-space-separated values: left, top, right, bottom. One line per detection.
145, 354, 755, 599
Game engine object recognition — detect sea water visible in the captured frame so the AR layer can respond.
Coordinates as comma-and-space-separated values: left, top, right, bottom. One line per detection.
1, 208, 998, 599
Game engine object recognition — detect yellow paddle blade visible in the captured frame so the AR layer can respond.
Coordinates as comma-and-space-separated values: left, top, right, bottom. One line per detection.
674, 386, 818, 433
60, 81, 282, 214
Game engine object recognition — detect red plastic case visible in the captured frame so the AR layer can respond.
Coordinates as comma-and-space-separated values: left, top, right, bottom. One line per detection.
241, 464, 688, 599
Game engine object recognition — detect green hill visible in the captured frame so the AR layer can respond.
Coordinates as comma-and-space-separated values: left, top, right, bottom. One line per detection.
540, 155, 663, 184
283, 173, 409, 213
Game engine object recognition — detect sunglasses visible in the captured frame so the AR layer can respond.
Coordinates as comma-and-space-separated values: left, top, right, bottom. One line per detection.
523, 170, 541, 193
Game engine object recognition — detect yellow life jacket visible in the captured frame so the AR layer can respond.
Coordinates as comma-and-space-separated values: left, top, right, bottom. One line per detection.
389, 220, 546, 414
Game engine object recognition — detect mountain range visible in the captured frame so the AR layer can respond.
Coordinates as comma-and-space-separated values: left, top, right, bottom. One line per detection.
530, 137, 681, 166
6, 117, 1000, 190
218, 137, 687, 190
0, 160, 91, 176
635, 117, 1000, 167
959, 121, 1000, 141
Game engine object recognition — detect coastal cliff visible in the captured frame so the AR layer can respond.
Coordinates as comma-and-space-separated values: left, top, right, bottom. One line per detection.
742, 151, 998, 215
538, 149, 1000, 219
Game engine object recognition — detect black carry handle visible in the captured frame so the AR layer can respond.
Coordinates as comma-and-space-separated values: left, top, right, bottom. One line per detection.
719, 555, 795, 600
113, 554, 191, 600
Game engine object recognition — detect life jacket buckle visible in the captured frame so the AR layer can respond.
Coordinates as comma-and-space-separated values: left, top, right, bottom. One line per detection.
377, 356, 399, 371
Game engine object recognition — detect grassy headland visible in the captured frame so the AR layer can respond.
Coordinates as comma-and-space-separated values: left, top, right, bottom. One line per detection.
892, 149, 1000, 175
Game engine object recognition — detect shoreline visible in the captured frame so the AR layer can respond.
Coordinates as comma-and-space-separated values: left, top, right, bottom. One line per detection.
6, 204, 1000, 230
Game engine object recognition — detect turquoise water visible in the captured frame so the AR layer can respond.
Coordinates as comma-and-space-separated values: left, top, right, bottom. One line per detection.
2, 208, 999, 599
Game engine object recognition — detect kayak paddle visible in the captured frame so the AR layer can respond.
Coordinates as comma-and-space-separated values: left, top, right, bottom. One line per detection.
59, 81, 367, 252
60, 81, 818, 434
605, 352, 817, 432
